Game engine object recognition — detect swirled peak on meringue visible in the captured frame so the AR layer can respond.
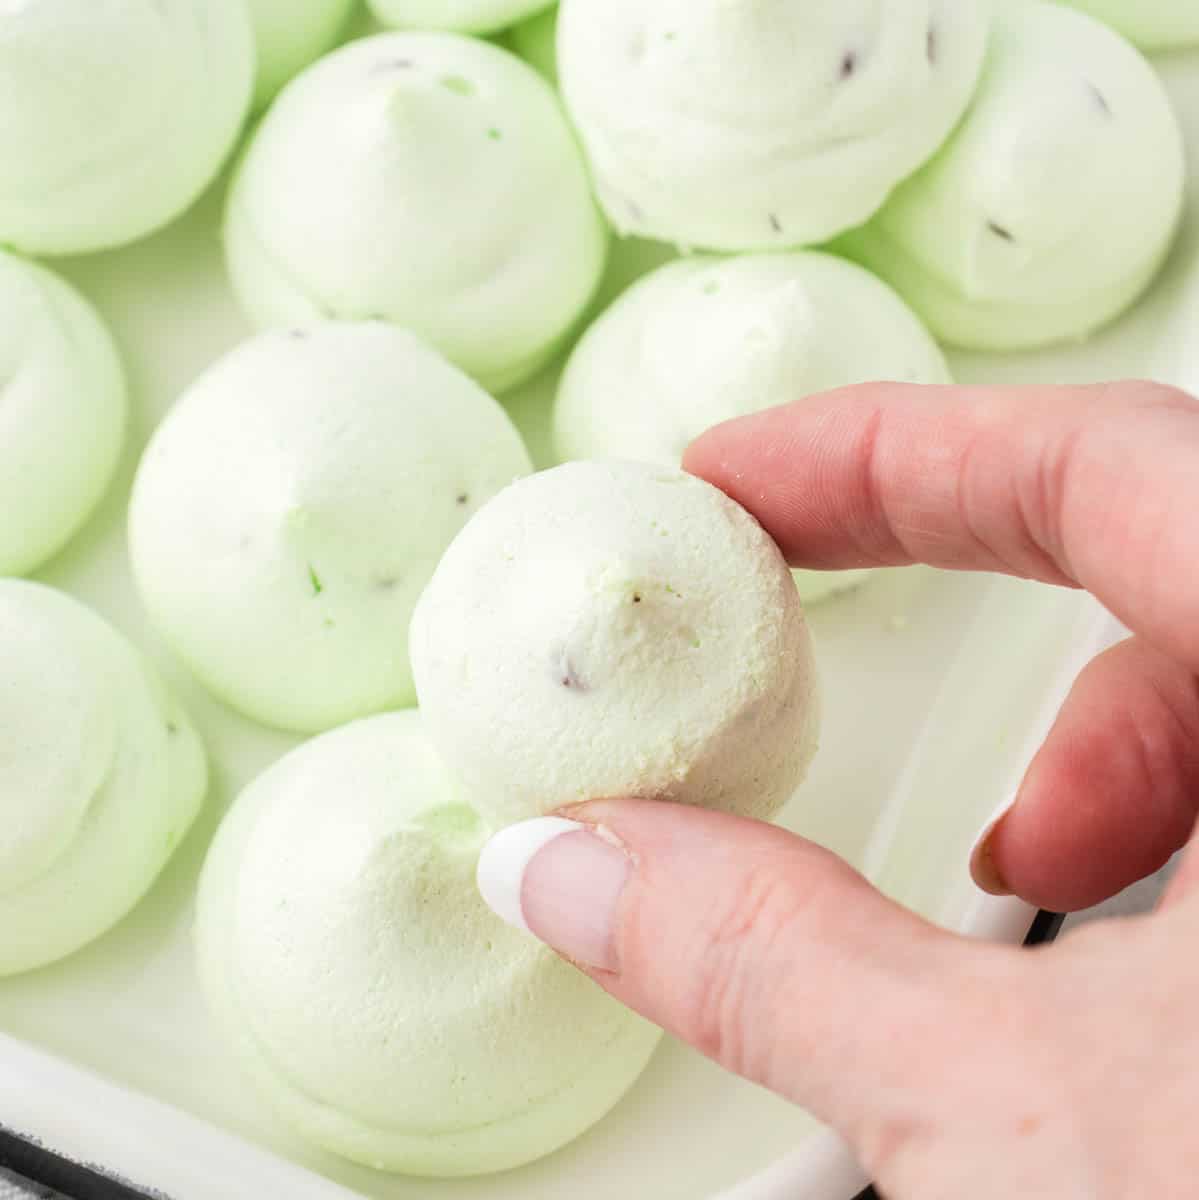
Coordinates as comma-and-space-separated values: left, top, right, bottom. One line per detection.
0, 0, 252, 254
0, 581, 206, 976
557, 0, 992, 251
841, 0, 1186, 350
225, 32, 607, 392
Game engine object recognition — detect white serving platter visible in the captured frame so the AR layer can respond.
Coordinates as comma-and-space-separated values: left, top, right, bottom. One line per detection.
1, 40, 1197, 1200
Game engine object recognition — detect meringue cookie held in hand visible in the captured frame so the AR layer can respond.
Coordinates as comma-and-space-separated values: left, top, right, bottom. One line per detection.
225, 32, 607, 393
410, 460, 820, 829
0, 0, 253, 255
129, 322, 532, 734
0, 582, 206, 976
557, 0, 992, 251
0, 251, 126, 578
840, 0, 1186, 351
554, 252, 952, 604
194, 709, 660, 1176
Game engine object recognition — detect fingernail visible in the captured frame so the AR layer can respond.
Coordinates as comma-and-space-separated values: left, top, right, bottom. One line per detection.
477, 817, 630, 972
969, 795, 1016, 896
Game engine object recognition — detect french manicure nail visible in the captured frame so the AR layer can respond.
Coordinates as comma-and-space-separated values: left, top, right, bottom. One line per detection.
477, 817, 630, 972
969, 795, 1017, 896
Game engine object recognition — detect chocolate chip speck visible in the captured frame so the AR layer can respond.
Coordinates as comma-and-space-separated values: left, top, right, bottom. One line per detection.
554, 648, 588, 692
166, 721, 179, 736
768, 212, 783, 234
560, 662, 586, 690
456, 492, 470, 506
632, 593, 642, 604
927, 27, 938, 65
840, 49, 858, 79
987, 220, 1016, 243
1088, 81, 1112, 116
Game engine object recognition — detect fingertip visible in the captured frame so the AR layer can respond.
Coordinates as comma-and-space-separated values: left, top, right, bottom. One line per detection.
968, 796, 1017, 897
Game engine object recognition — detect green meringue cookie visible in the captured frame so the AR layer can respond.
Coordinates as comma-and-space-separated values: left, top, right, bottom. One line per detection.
841, 0, 1186, 351
368, 0, 555, 35
247, 0, 356, 109
0, 251, 126, 578
129, 322, 532, 734
195, 709, 660, 1175
1058, 1, 1199, 51
225, 32, 607, 392
508, 6, 557, 82
554, 253, 951, 605
411, 460, 820, 829
0, 581, 205, 976
0, 0, 253, 255
557, 0, 992, 252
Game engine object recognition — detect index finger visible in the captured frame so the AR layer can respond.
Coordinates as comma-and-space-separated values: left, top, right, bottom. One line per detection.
683, 381, 1199, 671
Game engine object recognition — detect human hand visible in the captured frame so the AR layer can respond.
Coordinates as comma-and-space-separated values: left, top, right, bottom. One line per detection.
476, 382, 1199, 1198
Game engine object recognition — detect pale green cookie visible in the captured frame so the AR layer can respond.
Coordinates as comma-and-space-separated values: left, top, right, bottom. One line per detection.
841, 1, 1186, 351
368, 0, 555, 35
1058, 1, 1199, 50
247, 0, 356, 109
0, 251, 126, 578
129, 323, 532, 734
555, 253, 951, 605
0, 0, 253, 255
411, 461, 820, 829
0, 582, 205, 976
225, 32, 607, 392
508, 6, 558, 83
195, 709, 660, 1175
558, 0, 992, 251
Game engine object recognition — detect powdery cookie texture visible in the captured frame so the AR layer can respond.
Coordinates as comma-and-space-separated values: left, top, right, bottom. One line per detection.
195, 709, 660, 1176
557, 0, 992, 252
128, 323, 532, 734
1058, 0, 1199, 50
554, 252, 952, 604
0, 0, 253, 255
225, 32, 606, 393
247, 0, 355, 109
0, 251, 126, 578
411, 460, 820, 828
369, 0, 555, 35
0, 582, 205, 976
841, 0, 1186, 351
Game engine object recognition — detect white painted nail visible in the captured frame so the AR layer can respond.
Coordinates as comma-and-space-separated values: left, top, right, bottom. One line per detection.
476, 817, 582, 933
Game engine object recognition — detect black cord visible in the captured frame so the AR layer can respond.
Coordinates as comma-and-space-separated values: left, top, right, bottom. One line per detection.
0, 1128, 162, 1200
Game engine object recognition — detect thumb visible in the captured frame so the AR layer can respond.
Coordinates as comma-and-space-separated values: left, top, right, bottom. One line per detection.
476, 799, 1027, 1162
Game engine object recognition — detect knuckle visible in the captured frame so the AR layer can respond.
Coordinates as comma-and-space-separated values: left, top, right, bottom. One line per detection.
677, 867, 811, 1083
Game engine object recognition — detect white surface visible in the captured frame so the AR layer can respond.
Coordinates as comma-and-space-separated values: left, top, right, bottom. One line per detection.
0, 44, 1195, 1200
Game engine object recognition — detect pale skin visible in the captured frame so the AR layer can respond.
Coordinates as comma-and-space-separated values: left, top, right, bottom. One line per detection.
520, 382, 1199, 1198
